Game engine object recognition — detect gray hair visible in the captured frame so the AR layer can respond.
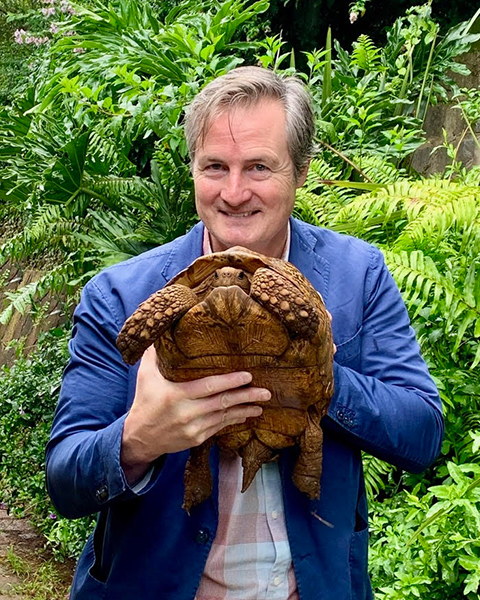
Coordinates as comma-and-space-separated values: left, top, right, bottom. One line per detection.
184, 66, 315, 181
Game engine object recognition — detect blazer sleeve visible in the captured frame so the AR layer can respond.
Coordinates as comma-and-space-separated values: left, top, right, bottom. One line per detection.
45, 280, 163, 519
324, 247, 444, 472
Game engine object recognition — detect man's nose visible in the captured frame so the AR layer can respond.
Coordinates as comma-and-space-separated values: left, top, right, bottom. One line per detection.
219, 170, 252, 205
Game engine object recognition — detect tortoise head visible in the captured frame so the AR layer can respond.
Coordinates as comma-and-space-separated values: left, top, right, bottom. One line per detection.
211, 267, 251, 293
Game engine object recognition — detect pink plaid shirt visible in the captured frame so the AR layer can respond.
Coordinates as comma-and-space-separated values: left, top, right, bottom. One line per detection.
195, 229, 299, 600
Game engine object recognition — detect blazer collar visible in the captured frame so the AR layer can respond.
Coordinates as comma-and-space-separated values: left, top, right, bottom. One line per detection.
160, 221, 204, 282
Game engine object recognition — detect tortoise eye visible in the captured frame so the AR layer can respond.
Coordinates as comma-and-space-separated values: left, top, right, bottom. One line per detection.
214, 271, 219, 278
238, 271, 245, 279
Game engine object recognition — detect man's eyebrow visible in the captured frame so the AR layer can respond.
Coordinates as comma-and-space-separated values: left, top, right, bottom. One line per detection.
198, 156, 225, 163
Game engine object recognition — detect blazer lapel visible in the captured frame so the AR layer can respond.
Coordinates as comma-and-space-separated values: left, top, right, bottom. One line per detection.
160, 221, 204, 283
289, 218, 331, 303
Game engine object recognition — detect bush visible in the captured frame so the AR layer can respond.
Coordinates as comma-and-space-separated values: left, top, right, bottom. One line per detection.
0, 327, 95, 560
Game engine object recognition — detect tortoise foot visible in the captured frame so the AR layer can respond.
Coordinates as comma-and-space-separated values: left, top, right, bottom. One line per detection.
117, 284, 198, 364
183, 441, 213, 513
250, 267, 319, 338
292, 410, 323, 499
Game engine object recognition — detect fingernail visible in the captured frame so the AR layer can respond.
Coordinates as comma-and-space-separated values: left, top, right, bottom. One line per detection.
240, 372, 253, 384
259, 391, 271, 401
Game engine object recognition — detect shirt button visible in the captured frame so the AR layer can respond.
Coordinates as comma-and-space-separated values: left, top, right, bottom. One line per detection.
95, 485, 108, 502
271, 510, 278, 519
273, 576, 281, 586
195, 529, 210, 545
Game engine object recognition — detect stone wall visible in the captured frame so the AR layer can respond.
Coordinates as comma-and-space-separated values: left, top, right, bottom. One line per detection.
0, 261, 67, 367
411, 51, 480, 175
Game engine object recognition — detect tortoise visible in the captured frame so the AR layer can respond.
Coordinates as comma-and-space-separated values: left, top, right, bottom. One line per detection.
117, 246, 334, 512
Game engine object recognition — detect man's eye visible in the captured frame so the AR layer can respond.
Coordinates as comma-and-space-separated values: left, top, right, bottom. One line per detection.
253, 164, 267, 171
206, 164, 223, 171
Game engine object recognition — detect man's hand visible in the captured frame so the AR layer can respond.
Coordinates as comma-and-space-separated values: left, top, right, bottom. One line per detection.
121, 346, 271, 485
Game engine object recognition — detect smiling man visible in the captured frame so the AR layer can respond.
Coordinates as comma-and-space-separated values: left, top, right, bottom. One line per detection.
192, 99, 306, 258
46, 67, 443, 600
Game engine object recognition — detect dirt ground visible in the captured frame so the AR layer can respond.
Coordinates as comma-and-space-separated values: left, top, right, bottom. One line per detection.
0, 508, 74, 599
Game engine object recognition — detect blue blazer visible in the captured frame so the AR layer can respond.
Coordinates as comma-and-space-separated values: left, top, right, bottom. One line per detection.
46, 218, 443, 600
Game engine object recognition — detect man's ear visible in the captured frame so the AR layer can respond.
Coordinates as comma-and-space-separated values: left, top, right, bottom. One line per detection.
296, 161, 310, 188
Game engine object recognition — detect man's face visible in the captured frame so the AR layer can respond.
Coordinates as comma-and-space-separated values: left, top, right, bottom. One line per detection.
192, 99, 307, 258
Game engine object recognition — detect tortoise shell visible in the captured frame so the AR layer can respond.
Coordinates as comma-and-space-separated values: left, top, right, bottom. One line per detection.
117, 246, 334, 511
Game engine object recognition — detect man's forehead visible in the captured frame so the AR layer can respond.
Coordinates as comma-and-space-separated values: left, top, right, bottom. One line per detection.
197, 99, 287, 150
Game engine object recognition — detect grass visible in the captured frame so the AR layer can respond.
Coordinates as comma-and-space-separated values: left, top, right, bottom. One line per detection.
5, 546, 70, 600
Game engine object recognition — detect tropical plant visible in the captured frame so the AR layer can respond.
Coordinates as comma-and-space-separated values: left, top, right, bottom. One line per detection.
0, 0, 268, 323
295, 171, 480, 597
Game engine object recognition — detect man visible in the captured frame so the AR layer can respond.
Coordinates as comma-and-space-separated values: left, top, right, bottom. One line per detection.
46, 67, 443, 600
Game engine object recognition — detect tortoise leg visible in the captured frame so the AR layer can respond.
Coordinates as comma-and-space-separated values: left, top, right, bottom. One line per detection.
239, 437, 275, 493
250, 268, 319, 338
183, 440, 214, 513
117, 284, 198, 364
292, 408, 323, 499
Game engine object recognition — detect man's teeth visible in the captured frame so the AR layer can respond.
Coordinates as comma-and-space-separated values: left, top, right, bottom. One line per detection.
225, 211, 256, 217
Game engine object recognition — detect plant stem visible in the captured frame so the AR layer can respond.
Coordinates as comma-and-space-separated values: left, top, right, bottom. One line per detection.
317, 139, 374, 183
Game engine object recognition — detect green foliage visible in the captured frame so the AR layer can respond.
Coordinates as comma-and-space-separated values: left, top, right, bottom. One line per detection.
296, 167, 480, 597
0, 0, 268, 321
0, 2, 480, 596
370, 463, 480, 599
0, 328, 95, 560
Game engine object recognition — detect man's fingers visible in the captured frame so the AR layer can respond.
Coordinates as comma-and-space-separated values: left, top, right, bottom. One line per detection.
201, 405, 264, 441
217, 386, 270, 409
137, 345, 159, 374
180, 371, 253, 400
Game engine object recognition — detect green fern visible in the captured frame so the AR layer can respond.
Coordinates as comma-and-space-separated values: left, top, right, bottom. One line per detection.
0, 263, 75, 325
351, 35, 382, 73
363, 453, 394, 499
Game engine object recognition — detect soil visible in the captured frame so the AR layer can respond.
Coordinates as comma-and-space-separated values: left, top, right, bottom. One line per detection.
0, 508, 74, 599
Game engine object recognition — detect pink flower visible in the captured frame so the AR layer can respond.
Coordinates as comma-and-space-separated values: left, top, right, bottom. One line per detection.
50, 23, 59, 33
14, 29, 26, 44
349, 11, 359, 23
73, 47, 85, 53
41, 6, 56, 16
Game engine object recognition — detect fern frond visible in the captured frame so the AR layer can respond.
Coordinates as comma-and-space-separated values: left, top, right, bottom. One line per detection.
351, 35, 382, 72
350, 154, 403, 185
0, 262, 75, 325
0, 205, 79, 265
363, 453, 394, 499
294, 157, 359, 227
383, 248, 480, 363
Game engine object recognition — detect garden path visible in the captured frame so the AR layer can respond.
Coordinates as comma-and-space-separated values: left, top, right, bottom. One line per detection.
0, 508, 33, 598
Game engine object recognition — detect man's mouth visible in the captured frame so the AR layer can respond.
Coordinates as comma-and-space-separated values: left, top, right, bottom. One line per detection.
220, 210, 260, 218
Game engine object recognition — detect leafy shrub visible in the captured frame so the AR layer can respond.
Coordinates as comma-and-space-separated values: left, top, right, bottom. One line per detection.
0, 328, 95, 560
370, 462, 480, 599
